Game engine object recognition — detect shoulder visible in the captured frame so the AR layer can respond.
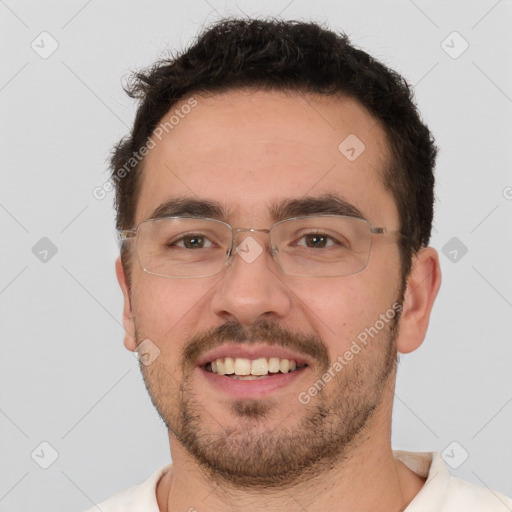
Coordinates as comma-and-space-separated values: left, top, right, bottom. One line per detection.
83, 465, 171, 512
393, 450, 512, 511
441, 473, 512, 510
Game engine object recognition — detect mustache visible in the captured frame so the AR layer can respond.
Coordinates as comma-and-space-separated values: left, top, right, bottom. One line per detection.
181, 319, 330, 370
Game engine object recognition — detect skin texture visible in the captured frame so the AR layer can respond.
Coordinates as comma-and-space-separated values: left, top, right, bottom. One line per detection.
115, 89, 442, 512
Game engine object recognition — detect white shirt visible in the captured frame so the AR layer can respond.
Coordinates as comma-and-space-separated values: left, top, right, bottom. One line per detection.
85, 450, 512, 511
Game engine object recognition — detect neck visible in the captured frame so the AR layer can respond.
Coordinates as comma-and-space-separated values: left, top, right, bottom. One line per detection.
156, 411, 425, 512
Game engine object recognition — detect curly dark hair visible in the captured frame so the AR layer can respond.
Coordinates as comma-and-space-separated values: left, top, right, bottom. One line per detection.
111, 18, 437, 281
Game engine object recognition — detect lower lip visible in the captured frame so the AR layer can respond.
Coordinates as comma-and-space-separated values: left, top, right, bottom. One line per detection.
198, 366, 309, 399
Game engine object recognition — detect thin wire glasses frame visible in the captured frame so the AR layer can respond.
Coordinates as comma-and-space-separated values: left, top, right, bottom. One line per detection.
118, 214, 405, 279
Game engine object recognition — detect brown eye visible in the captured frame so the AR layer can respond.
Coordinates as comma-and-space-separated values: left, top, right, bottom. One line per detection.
182, 235, 206, 248
304, 234, 329, 248
297, 233, 339, 248
169, 234, 214, 249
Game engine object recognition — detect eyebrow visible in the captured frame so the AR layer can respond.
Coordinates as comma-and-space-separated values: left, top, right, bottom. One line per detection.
148, 197, 232, 221
146, 193, 366, 225
268, 194, 365, 222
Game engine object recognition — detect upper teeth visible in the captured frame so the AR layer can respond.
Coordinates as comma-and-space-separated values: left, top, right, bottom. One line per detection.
209, 357, 300, 376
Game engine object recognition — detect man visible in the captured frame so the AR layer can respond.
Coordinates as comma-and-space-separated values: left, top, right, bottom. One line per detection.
88, 18, 512, 512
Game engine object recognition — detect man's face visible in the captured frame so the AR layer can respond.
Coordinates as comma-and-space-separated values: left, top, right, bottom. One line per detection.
121, 90, 405, 486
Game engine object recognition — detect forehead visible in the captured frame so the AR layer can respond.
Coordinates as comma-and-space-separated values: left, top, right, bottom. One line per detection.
135, 89, 397, 227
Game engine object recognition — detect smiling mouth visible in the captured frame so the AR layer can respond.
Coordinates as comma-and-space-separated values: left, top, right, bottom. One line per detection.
204, 357, 308, 380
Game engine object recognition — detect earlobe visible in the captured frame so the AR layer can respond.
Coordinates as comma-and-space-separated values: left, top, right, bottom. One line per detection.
396, 247, 442, 354
115, 257, 137, 352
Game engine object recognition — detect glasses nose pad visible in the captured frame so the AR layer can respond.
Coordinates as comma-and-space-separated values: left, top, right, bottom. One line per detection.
226, 239, 237, 264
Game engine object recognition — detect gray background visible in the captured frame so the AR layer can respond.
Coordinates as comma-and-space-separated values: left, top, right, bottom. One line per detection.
1, 1, 511, 510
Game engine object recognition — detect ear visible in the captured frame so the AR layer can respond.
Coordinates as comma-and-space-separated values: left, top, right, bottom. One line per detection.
396, 247, 442, 354
115, 256, 137, 352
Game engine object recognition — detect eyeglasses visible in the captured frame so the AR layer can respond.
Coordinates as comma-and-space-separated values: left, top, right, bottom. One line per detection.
118, 215, 403, 278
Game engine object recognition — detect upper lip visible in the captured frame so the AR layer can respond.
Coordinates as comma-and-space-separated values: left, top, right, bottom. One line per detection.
196, 343, 313, 368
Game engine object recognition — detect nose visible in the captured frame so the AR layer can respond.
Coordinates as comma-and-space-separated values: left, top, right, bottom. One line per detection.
210, 232, 292, 326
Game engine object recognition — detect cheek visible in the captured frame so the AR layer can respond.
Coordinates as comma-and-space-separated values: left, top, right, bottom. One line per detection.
131, 275, 213, 344
289, 274, 399, 356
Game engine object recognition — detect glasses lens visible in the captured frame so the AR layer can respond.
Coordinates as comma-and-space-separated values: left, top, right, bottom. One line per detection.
272, 216, 371, 277
136, 218, 232, 278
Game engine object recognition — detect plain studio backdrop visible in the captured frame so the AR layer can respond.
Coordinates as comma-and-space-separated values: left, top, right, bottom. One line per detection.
1, 1, 511, 510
